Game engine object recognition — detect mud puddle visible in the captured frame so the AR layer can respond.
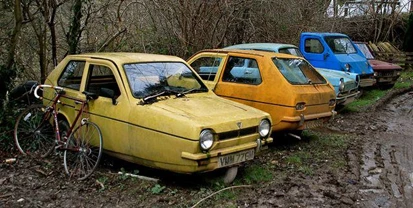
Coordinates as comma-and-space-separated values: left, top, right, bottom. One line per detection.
339, 91, 413, 208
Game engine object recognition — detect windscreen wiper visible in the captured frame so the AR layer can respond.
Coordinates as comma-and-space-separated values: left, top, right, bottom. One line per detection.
176, 88, 207, 97
141, 91, 170, 104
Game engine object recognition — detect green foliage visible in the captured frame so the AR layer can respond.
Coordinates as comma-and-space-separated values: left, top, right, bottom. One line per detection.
151, 184, 166, 194
214, 190, 236, 200
280, 130, 350, 176
345, 89, 388, 112
298, 165, 314, 175
97, 176, 109, 192
285, 155, 302, 165
403, 12, 413, 52
118, 168, 129, 180
242, 164, 273, 184
395, 70, 413, 89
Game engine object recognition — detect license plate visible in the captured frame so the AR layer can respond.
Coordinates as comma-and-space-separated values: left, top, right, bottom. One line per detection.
305, 120, 324, 129
379, 77, 392, 82
218, 149, 255, 168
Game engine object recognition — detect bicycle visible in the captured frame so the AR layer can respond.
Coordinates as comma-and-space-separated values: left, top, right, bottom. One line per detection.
14, 84, 103, 180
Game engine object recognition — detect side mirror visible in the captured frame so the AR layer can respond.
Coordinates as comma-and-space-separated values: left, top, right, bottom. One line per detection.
323, 53, 330, 60
100, 88, 117, 105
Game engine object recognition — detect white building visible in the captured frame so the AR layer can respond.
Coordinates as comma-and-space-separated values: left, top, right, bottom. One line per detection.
327, 0, 412, 18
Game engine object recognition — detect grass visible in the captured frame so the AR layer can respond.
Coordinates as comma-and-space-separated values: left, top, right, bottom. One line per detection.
342, 69, 413, 112
241, 164, 274, 184
344, 89, 388, 112
278, 130, 351, 176
394, 69, 413, 89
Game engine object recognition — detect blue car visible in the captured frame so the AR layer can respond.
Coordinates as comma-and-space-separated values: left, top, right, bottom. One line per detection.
224, 43, 360, 106
299, 32, 376, 88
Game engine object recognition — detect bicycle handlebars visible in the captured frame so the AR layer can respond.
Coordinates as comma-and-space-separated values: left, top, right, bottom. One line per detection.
34, 84, 64, 99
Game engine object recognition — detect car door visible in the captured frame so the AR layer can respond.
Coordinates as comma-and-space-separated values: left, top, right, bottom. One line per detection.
213, 55, 264, 107
187, 52, 227, 90
82, 59, 131, 155
55, 59, 88, 124
301, 37, 336, 70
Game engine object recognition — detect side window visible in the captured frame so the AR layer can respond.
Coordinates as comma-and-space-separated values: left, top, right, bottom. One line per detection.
304, 39, 324, 53
222, 57, 262, 85
58, 61, 85, 90
190, 57, 222, 81
86, 65, 121, 98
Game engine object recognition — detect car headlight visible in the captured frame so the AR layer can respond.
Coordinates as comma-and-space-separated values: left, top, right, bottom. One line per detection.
344, 63, 350, 72
295, 102, 306, 110
339, 78, 345, 92
258, 119, 271, 138
329, 99, 336, 106
199, 129, 214, 151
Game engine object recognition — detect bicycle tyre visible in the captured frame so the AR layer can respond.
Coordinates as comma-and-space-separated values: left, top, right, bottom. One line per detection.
63, 121, 103, 180
14, 104, 55, 158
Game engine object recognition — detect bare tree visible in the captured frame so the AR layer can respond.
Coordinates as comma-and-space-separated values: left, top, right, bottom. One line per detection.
1, 0, 23, 108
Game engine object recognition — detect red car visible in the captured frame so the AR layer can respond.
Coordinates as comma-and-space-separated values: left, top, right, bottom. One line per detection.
354, 42, 402, 88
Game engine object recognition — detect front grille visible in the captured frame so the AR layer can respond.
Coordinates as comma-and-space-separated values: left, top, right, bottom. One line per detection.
339, 88, 358, 97
359, 77, 376, 87
377, 71, 395, 77
218, 126, 257, 140
343, 81, 357, 91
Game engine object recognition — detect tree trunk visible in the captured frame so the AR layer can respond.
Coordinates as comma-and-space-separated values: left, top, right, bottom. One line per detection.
48, 0, 59, 66
1, 0, 22, 108
6, 0, 22, 69
67, 0, 82, 54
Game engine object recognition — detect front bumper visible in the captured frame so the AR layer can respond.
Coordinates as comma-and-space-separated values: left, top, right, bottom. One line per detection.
181, 137, 272, 160
359, 77, 376, 88
375, 74, 400, 85
282, 110, 336, 122
280, 110, 336, 130
336, 90, 360, 106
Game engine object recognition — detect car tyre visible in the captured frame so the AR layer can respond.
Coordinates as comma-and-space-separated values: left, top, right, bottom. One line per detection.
222, 166, 238, 184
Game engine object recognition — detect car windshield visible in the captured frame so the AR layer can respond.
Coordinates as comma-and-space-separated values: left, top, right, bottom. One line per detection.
324, 37, 357, 54
272, 58, 326, 85
354, 43, 374, 59
124, 62, 208, 99
278, 47, 304, 58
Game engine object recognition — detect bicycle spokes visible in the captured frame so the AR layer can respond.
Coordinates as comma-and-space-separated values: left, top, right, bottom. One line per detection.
14, 105, 55, 158
64, 122, 103, 180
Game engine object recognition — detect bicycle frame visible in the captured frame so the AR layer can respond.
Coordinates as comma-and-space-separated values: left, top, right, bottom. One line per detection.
42, 88, 90, 151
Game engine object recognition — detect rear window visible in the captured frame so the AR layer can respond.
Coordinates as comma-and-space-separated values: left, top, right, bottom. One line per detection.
278, 47, 304, 58
272, 58, 326, 85
222, 57, 262, 85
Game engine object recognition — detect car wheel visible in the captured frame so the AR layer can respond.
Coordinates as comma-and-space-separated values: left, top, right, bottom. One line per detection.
222, 166, 238, 184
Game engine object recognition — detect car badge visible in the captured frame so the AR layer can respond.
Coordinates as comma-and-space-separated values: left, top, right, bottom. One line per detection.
237, 122, 242, 129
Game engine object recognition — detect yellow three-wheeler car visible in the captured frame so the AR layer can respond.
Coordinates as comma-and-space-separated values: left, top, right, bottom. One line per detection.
42, 52, 273, 182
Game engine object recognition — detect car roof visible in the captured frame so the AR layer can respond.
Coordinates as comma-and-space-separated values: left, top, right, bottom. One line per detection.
224, 43, 297, 52
193, 49, 300, 59
301, 32, 349, 38
66, 52, 185, 64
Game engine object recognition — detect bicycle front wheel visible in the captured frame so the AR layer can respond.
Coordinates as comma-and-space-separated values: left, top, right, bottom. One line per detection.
14, 104, 55, 158
64, 121, 103, 180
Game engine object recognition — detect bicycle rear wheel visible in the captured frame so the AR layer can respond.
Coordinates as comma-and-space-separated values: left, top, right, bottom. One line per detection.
63, 121, 103, 180
14, 104, 55, 158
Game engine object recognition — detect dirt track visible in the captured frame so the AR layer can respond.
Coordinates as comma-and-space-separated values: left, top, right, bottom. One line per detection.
356, 91, 413, 207
1, 89, 412, 207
